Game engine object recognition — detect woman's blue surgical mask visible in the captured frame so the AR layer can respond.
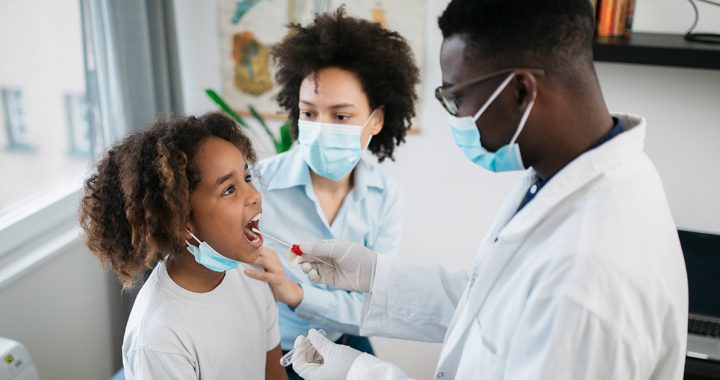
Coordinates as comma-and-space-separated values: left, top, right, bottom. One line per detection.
298, 110, 377, 181
448, 72, 535, 172
185, 230, 240, 272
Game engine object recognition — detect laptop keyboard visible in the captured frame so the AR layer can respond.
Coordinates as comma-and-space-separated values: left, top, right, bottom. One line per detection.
688, 317, 720, 338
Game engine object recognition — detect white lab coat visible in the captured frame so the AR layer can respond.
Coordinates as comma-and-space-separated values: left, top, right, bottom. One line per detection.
348, 114, 688, 379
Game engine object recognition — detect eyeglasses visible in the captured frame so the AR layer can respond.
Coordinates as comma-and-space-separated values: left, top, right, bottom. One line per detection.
435, 68, 545, 116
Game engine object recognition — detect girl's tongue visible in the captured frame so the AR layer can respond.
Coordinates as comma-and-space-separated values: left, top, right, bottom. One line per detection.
243, 215, 263, 248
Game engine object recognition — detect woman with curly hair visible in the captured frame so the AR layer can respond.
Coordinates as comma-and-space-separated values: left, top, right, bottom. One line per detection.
241, 8, 419, 378
79, 112, 287, 379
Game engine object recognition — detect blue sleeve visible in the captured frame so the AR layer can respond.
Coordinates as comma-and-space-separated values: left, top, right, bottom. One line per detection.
293, 179, 405, 334
368, 179, 404, 257
294, 284, 366, 334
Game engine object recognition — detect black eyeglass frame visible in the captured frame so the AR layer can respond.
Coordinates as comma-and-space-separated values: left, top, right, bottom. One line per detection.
435, 68, 546, 116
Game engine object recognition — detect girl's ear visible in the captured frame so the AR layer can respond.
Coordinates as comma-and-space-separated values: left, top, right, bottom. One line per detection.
370, 107, 385, 136
184, 224, 196, 243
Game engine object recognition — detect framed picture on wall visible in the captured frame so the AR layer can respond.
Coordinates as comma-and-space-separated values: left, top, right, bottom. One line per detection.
218, 0, 426, 125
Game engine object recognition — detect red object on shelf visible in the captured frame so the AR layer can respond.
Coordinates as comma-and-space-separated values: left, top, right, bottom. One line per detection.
291, 244, 303, 256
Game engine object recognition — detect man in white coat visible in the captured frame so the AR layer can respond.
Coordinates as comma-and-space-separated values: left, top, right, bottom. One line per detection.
287, 0, 689, 378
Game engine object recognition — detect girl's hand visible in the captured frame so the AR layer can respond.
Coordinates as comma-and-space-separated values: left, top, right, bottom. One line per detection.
245, 247, 304, 308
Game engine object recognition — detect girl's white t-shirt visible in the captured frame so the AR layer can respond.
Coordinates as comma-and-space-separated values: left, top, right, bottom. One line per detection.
122, 261, 280, 379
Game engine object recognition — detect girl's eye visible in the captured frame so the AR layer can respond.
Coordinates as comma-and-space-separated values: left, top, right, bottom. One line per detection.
244, 174, 252, 183
300, 111, 315, 119
335, 114, 351, 122
222, 185, 235, 196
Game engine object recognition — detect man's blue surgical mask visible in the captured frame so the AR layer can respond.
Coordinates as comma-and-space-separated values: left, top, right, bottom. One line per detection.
185, 230, 240, 272
298, 110, 377, 181
448, 72, 535, 172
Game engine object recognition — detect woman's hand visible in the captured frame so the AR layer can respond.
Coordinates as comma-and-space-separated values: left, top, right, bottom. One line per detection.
245, 247, 304, 308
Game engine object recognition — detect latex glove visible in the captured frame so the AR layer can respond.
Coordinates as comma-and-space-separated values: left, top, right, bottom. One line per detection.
292, 329, 362, 380
244, 247, 303, 308
298, 240, 377, 293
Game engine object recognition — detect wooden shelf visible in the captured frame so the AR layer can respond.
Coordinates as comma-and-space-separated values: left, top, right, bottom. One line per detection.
593, 32, 720, 70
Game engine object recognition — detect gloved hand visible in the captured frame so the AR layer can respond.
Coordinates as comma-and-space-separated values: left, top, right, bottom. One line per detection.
298, 240, 378, 293
292, 329, 362, 380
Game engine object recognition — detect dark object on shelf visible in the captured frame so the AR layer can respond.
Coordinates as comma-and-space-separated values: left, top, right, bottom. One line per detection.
593, 32, 720, 69
685, 0, 720, 44
687, 33, 720, 44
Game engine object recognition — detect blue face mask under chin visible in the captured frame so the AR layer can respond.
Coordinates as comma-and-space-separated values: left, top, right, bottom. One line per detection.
448, 72, 536, 172
185, 230, 240, 272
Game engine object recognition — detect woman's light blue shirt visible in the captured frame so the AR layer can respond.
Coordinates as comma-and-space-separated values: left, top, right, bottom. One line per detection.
254, 146, 403, 350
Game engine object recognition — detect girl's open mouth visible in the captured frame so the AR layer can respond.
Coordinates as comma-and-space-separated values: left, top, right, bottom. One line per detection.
243, 213, 263, 248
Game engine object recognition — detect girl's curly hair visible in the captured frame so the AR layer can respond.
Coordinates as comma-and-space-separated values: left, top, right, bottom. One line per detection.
271, 7, 420, 162
79, 112, 256, 289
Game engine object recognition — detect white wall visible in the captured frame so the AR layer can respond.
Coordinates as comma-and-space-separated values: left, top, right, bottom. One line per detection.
173, 0, 720, 377
0, 242, 123, 380
596, 63, 720, 233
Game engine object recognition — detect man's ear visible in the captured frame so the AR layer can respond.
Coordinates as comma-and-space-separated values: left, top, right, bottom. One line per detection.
370, 107, 385, 136
514, 70, 539, 112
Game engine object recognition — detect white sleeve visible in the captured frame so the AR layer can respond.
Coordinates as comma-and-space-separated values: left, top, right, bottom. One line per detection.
347, 353, 415, 380
505, 295, 636, 379
360, 255, 469, 342
265, 285, 281, 351
124, 347, 197, 380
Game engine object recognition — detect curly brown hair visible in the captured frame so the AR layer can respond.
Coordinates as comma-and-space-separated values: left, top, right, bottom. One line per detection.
79, 112, 256, 289
271, 7, 419, 162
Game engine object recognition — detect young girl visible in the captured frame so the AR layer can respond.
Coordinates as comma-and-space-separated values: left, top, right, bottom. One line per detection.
79, 112, 287, 379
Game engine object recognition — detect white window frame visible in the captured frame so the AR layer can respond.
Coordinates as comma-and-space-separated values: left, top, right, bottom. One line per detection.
0, 181, 83, 288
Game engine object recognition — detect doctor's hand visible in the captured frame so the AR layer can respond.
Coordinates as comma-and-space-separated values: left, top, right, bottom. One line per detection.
298, 240, 377, 293
292, 329, 361, 380
245, 247, 303, 308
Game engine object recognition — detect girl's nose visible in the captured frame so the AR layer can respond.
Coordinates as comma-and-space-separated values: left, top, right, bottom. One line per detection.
246, 185, 261, 206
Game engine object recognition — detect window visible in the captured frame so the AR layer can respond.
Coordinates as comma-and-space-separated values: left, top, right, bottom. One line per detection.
0, 0, 90, 217
1, 88, 31, 150
64, 93, 91, 156
0, 0, 181, 269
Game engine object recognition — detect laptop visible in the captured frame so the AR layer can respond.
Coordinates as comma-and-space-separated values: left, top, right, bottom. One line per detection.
679, 229, 720, 362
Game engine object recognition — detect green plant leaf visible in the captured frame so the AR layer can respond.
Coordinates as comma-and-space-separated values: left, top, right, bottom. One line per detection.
278, 121, 293, 153
205, 89, 248, 128
248, 105, 279, 144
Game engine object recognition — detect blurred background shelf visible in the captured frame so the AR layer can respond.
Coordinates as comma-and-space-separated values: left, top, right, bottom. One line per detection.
593, 32, 720, 70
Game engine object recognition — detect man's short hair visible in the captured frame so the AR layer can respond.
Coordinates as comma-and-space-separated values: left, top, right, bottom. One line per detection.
438, 0, 596, 80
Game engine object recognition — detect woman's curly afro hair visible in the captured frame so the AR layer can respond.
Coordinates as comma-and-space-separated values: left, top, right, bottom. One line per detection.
79, 112, 256, 289
271, 7, 420, 162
